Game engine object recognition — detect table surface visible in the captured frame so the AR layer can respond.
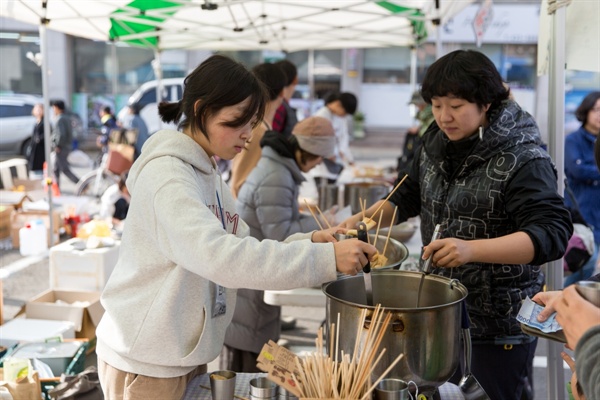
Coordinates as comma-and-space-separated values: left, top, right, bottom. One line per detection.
183, 373, 465, 399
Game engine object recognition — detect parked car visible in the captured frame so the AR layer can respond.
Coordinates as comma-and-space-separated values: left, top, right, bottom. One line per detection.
0, 94, 85, 156
117, 78, 183, 134
0, 94, 39, 155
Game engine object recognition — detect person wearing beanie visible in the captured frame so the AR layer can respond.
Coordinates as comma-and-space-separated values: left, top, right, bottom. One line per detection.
222, 116, 337, 372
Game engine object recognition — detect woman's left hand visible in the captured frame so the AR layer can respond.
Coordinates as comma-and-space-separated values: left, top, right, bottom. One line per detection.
422, 238, 473, 268
312, 227, 347, 243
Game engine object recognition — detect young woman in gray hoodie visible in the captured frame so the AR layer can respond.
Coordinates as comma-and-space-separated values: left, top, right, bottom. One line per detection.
95, 55, 377, 400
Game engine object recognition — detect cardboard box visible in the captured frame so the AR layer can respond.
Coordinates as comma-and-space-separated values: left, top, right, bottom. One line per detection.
0, 190, 32, 210
49, 239, 120, 291
10, 208, 61, 248
25, 290, 104, 340
0, 318, 75, 343
0, 206, 11, 240
12, 178, 44, 192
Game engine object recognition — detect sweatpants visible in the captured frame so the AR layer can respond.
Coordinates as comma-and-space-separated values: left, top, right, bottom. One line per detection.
98, 359, 206, 400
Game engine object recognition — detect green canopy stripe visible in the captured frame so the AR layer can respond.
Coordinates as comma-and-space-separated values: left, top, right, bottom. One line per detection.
376, 1, 428, 43
109, 0, 188, 48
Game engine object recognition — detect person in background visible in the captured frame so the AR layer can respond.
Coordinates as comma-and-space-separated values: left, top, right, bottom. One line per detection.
27, 103, 45, 176
222, 116, 336, 372
50, 100, 79, 189
312, 91, 357, 184
99, 170, 130, 224
98, 105, 118, 154
229, 62, 286, 198
121, 104, 150, 160
397, 91, 433, 174
340, 50, 572, 399
272, 59, 299, 138
533, 136, 600, 400
95, 55, 377, 400
564, 91, 600, 285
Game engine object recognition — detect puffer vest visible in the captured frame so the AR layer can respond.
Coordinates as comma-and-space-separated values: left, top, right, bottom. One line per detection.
419, 101, 550, 342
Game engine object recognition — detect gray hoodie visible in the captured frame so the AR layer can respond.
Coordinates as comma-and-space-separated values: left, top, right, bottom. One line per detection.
95, 130, 336, 378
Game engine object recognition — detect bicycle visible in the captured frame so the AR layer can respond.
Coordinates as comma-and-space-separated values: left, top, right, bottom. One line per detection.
75, 129, 135, 197
74, 151, 120, 197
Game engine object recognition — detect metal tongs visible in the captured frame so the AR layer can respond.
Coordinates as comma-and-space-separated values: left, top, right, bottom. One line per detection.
422, 224, 442, 274
357, 221, 373, 306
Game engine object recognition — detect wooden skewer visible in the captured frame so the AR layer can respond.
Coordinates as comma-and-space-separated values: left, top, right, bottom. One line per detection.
382, 206, 398, 257
370, 174, 408, 220
373, 210, 383, 248
304, 199, 324, 230
315, 204, 332, 229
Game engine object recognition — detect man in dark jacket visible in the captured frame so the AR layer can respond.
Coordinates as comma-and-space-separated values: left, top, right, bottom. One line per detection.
50, 100, 79, 188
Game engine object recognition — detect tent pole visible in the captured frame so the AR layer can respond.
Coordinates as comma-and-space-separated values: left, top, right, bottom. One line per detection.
546, 3, 566, 399
111, 40, 118, 96
153, 50, 163, 131
308, 48, 315, 106
39, 17, 55, 247
410, 45, 417, 94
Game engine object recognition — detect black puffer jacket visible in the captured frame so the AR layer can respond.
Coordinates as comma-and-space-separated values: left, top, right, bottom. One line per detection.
389, 100, 573, 342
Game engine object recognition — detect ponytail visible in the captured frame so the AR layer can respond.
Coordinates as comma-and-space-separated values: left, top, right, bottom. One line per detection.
158, 100, 183, 124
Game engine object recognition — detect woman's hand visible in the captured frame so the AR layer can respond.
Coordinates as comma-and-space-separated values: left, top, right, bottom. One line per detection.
311, 227, 347, 243
554, 285, 600, 351
532, 291, 562, 322
422, 238, 474, 268
333, 238, 378, 276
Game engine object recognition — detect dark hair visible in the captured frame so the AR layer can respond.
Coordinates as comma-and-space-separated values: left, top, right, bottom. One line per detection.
158, 55, 267, 138
275, 60, 298, 87
252, 63, 286, 101
324, 92, 358, 115
102, 106, 112, 114
50, 99, 65, 111
421, 50, 510, 114
575, 91, 600, 123
339, 93, 358, 115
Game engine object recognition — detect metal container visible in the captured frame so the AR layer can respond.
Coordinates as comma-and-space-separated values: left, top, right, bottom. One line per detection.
322, 271, 467, 398
344, 181, 390, 214
317, 183, 339, 211
249, 377, 278, 399
575, 280, 600, 307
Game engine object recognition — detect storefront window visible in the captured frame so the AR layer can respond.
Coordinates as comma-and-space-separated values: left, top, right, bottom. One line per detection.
0, 33, 42, 94
72, 37, 187, 96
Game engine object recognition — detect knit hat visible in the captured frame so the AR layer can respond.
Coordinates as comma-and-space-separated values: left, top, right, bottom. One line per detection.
292, 116, 336, 158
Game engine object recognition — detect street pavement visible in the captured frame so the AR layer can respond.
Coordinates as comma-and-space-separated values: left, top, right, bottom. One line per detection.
0, 131, 571, 398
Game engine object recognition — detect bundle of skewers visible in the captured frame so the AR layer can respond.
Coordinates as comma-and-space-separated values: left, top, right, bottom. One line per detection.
292, 305, 404, 399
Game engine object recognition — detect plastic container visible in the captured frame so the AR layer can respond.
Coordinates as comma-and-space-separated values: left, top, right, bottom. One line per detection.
11, 341, 85, 376
19, 219, 48, 256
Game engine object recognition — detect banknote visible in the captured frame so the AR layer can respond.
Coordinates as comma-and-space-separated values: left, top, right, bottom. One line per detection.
517, 296, 562, 333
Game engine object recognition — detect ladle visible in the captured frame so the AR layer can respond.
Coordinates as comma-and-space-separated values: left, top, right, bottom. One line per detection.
458, 301, 490, 400
357, 221, 373, 305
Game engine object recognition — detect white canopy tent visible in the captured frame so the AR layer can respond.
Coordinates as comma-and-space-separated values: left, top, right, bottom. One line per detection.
0, 0, 473, 246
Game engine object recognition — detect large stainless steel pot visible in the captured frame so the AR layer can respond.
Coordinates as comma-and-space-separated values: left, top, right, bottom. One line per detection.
322, 271, 467, 398
344, 181, 390, 214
